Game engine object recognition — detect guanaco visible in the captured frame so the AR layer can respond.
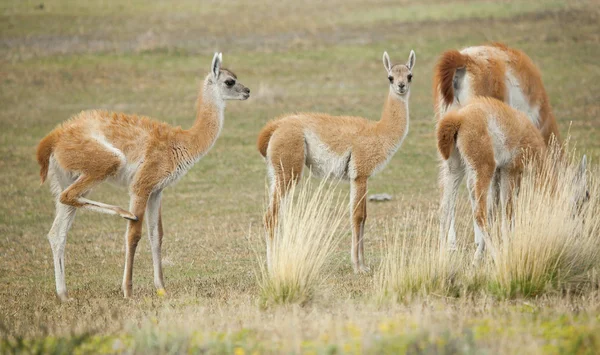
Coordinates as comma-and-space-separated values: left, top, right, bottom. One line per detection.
433, 43, 562, 248
437, 97, 587, 263
257, 50, 415, 273
36, 53, 250, 300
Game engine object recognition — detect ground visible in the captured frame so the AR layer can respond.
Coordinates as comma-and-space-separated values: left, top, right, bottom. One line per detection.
1, 0, 599, 353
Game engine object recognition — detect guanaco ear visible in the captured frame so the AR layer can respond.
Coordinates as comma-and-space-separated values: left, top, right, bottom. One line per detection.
383, 51, 391, 73
407, 50, 416, 70
211, 52, 222, 79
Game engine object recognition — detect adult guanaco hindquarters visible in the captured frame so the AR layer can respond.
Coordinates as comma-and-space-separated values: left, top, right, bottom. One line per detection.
436, 97, 587, 263
433, 43, 562, 249
37, 53, 250, 301
257, 50, 415, 273
433, 42, 559, 144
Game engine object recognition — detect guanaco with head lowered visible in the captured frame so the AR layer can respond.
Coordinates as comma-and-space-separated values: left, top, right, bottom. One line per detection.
437, 97, 587, 264
434, 43, 562, 249
257, 50, 415, 273
36, 53, 250, 301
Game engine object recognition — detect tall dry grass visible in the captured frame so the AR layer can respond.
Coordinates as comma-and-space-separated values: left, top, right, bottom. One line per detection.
377, 146, 599, 301
257, 178, 347, 306
489, 148, 599, 297
375, 211, 474, 302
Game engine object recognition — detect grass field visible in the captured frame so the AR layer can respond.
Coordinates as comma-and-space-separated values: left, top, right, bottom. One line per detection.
1, 0, 600, 353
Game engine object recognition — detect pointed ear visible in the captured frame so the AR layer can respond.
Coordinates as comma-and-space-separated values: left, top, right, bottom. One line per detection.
407, 50, 416, 70
211, 52, 221, 79
383, 51, 391, 73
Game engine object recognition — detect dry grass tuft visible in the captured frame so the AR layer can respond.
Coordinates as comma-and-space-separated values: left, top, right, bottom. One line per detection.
257, 178, 347, 306
377, 145, 599, 301
374, 210, 485, 302
489, 146, 600, 298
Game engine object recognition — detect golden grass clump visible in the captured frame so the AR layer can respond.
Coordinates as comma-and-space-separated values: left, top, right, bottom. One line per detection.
374, 210, 480, 302
377, 145, 599, 301
257, 178, 347, 306
489, 148, 599, 298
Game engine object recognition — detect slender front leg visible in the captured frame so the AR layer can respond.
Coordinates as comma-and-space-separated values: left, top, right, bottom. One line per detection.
264, 182, 280, 274
351, 177, 369, 273
146, 190, 165, 293
438, 158, 464, 250
357, 193, 367, 268
122, 194, 148, 298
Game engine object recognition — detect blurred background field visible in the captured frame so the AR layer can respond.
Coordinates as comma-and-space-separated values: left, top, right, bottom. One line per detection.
1, 0, 599, 353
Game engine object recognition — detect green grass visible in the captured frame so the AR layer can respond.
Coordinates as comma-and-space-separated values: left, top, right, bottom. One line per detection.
1, 0, 600, 353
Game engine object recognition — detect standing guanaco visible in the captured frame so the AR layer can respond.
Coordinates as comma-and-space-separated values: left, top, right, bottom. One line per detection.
437, 97, 587, 263
37, 53, 250, 300
433, 43, 561, 250
257, 50, 415, 273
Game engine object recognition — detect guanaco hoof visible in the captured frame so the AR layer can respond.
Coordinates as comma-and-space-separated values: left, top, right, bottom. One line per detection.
354, 265, 371, 274
121, 212, 138, 221
57, 293, 73, 303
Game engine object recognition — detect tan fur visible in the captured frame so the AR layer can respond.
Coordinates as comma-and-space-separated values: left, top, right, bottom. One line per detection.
436, 113, 462, 160
36, 129, 60, 184
259, 51, 415, 273
433, 43, 559, 145
257, 119, 282, 158
37, 53, 249, 300
434, 49, 468, 109
437, 97, 546, 262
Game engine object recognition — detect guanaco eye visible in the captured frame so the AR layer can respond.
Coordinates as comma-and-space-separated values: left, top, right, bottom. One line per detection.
407, 74, 413, 82
388, 76, 393, 83
225, 79, 235, 87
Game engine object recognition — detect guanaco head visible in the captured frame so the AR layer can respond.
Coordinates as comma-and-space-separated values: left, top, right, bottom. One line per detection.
209, 52, 250, 100
383, 50, 416, 96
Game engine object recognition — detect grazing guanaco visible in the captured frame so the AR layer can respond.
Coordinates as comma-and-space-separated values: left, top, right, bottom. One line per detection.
36, 53, 250, 300
257, 50, 415, 273
437, 97, 587, 263
433, 43, 562, 249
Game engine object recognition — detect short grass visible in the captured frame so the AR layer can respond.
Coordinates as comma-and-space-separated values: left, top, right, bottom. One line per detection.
1, 0, 600, 353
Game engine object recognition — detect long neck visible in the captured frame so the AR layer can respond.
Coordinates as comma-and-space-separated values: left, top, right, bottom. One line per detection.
376, 90, 409, 139
184, 76, 225, 157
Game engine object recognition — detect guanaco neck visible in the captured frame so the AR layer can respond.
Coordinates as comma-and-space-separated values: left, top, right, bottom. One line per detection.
181, 76, 225, 159
376, 90, 409, 144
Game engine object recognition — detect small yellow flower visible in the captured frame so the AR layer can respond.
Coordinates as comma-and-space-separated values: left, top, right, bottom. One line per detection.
157, 288, 166, 297
233, 347, 245, 355
378, 321, 390, 334
346, 322, 361, 338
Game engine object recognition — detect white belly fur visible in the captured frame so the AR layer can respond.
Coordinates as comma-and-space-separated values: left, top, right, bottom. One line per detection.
90, 133, 139, 187
304, 130, 351, 180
